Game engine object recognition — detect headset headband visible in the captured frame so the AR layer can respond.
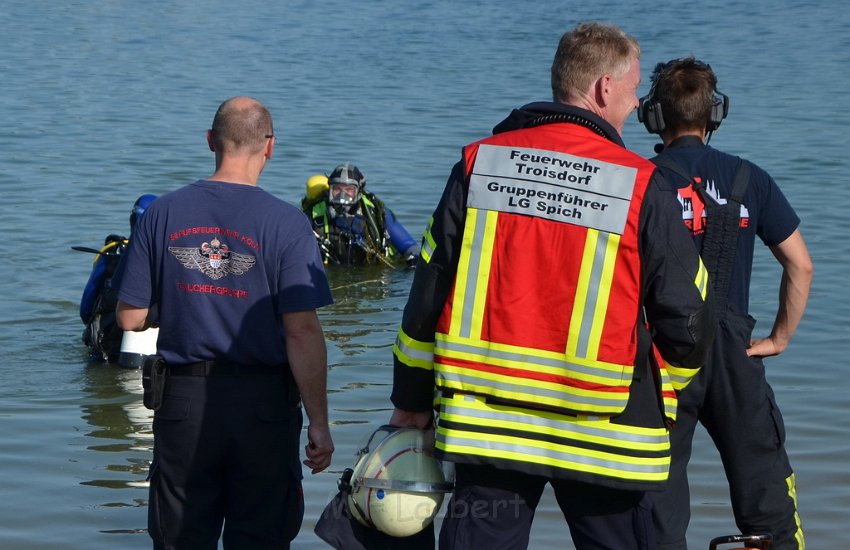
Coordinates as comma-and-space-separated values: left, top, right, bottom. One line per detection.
638, 58, 729, 135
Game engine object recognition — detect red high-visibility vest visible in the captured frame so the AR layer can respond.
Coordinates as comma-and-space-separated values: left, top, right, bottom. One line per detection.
434, 123, 656, 417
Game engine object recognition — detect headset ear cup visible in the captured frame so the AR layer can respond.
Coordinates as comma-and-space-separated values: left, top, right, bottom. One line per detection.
639, 97, 665, 135
708, 102, 723, 131
708, 92, 729, 132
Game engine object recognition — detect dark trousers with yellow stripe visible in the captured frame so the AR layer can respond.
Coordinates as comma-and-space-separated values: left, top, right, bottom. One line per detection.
439, 463, 655, 550
650, 313, 804, 550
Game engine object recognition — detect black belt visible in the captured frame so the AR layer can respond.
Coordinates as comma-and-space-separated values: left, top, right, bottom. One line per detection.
168, 360, 287, 377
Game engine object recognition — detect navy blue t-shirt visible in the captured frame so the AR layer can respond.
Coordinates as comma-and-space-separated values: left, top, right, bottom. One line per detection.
653, 138, 800, 314
117, 180, 333, 365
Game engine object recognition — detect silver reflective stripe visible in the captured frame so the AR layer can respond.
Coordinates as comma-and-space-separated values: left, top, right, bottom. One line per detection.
395, 333, 434, 364
421, 235, 435, 263
436, 369, 622, 409
439, 430, 669, 475
667, 372, 691, 387
459, 211, 489, 339
441, 400, 667, 446
436, 336, 628, 385
574, 231, 614, 358
665, 365, 699, 389
421, 217, 436, 263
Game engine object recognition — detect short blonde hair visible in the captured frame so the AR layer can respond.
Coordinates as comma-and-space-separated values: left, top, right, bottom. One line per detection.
551, 22, 641, 103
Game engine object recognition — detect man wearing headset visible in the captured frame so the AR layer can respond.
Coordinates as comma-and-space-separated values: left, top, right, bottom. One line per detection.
639, 57, 812, 550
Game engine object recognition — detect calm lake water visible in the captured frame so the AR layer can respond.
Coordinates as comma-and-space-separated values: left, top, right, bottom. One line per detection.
1, 1, 848, 548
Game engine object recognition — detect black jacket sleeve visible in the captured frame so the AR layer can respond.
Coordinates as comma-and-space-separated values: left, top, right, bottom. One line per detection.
391, 161, 467, 411
640, 171, 715, 370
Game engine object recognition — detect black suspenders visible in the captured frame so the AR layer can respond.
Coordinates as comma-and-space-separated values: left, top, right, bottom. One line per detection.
654, 156, 751, 315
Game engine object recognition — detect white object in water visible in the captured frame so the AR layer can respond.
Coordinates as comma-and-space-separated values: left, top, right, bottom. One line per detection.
118, 327, 159, 369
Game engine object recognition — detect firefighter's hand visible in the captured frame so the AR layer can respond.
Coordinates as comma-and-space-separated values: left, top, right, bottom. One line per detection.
389, 408, 435, 454
389, 408, 432, 430
746, 336, 786, 358
304, 424, 334, 474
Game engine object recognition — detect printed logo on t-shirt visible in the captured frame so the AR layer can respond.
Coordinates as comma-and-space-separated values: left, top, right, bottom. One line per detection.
168, 238, 256, 280
677, 178, 750, 235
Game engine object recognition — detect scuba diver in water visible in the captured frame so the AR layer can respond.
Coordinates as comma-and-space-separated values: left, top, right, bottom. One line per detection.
76, 193, 157, 362
302, 164, 420, 267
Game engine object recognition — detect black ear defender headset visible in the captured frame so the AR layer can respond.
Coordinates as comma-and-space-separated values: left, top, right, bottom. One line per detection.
637, 58, 729, 136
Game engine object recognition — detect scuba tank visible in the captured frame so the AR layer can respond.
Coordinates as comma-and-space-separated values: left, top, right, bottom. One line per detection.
306, 174, 329, 201
75, 235, 129, 362
709, 534, 772, 550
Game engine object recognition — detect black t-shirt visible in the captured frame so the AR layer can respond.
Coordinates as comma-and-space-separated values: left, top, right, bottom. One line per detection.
654, 138, 800, 314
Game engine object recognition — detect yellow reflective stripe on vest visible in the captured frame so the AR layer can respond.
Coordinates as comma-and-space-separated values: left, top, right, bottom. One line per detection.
568, 228, 620, 359
438, 209, 632, 414
437, 394, 670, 481
436, 335, 631, 414
449, 208, 498, 338
437, 334, 632, 383
394, 327, 435, 370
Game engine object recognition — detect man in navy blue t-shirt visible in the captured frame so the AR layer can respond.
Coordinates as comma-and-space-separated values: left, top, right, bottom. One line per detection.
639, 58, 813, 550
117, 96, 335, 549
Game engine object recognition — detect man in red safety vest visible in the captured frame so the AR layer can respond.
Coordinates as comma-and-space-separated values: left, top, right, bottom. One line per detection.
390, 22, 715, 550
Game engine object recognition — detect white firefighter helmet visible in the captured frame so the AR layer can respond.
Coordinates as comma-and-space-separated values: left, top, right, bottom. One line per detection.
342, 425, 453, 538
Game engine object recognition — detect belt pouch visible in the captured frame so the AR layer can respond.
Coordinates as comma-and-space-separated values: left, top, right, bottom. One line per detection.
142, 355, 167, 411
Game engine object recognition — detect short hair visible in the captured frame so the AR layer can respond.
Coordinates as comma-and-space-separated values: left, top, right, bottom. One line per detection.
210, 97, 273, 154
551, 21, 641, 103
651, 57, 717, 135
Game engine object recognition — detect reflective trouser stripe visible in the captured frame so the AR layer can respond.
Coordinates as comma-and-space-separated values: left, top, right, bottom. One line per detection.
787, 473, 806, 549
437, 394, 670, 482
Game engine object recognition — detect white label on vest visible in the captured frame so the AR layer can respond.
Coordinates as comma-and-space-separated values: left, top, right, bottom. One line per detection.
468, 144, 637, 235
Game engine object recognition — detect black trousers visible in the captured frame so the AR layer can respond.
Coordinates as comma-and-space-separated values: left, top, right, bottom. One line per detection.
148, 374, 304, 550
650, 313, 804, 550
438, 463, 655, 550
